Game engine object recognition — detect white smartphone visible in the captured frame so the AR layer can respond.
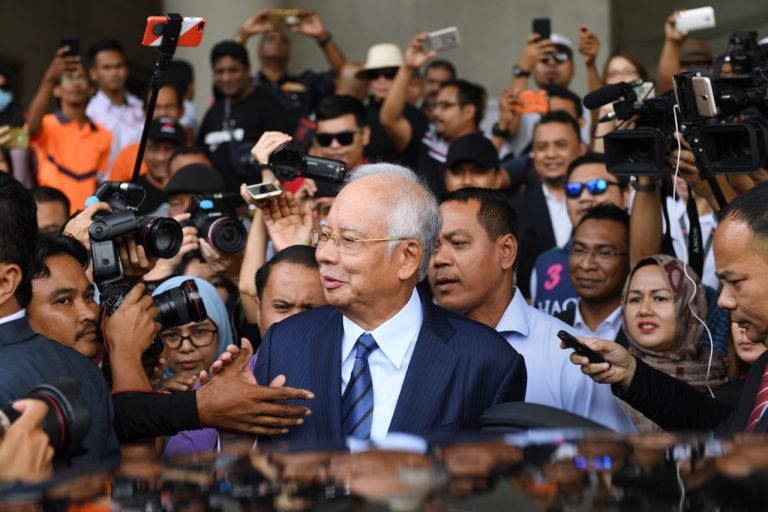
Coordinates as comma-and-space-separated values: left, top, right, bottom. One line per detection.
246, 182, 282, 201
633, 81, 655, 100
422, 26, 461, 53
691, 76, 718, 117
675, 7, 716, 33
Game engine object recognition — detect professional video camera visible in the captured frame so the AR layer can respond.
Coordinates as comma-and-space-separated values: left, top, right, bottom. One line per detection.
268, 144, 346, 183
0, 379, 89, 457
87, 182, 206, 329
186, 195, 247, 254
584, 31, 768, 184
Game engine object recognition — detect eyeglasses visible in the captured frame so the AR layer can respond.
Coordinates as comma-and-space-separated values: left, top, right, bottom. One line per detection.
541, 51, 570, 64
569, 244, 628, 263
159, 328, 217, 349
433, 101, 459, 111
311, 229, 410, 254
367, 68, 397, 80
565, 178, 622, 199
314, 130, 357, 147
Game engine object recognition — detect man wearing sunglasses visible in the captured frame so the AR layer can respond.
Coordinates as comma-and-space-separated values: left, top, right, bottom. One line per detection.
530, 154, 629, 316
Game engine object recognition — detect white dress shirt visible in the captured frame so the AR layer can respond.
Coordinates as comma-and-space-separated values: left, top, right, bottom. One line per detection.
572, 302, 624, 341
541, 185, 573, 248
86, 90, 145, 169
341, 289, 423, 442
496, 289, 636, 433
0, 308, 25, 326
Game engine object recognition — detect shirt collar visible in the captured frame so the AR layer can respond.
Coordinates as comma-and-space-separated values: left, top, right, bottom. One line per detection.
0, 308, 25, 326
342, 289, 423, 370
573, 301, 623, 334
495, 289, 529, 337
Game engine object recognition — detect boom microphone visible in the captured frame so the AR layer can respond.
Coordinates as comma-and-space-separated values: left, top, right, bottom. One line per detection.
583, 79, 644, 110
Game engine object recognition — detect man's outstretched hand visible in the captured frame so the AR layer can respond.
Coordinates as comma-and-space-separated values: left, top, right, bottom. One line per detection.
195, 338, 314, 436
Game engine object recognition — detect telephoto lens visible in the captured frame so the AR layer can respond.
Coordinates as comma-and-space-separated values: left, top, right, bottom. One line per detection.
188, 199, 247, 254
0, 378, 90, 457
153, 278, 208, 328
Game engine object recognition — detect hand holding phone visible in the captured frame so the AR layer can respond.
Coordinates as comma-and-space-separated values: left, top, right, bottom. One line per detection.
59, 36, 80, 57
0, 127, 29, 149
557, 330, 607, 364
246, 182, 282, 202
511, 89, 548, 115
532, 18, 551, 41
675, 7, 716, 33
422, 26, 461, 53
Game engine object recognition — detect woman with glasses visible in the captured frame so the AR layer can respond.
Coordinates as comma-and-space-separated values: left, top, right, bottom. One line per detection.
152, 276, 235, 456
618, 254, 728, 433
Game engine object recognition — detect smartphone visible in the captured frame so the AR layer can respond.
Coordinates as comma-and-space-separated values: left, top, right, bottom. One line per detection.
633, 81, 655, 100
422, 26, 461, 53
691, 76, 718, 117
0, 128, 29, 149
532, 18, 551, 41
142, 16, 207, 48
246, 182, 282, 201
59, 36, 79, 57
557, 330, 607, 364
268, 9, 301, 27
675, 7, 716, 33
512, 89, 549, 115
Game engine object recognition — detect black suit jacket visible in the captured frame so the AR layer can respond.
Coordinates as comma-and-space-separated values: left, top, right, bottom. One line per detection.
510, 185, 557, 298
254, 298, 527, 442
617, 350, 768, 434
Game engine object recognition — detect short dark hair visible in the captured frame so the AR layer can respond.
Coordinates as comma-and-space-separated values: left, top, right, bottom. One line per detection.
255, 245, 319, 299
545, 84, 582, 119
566, 154, 629, 187
87, 38, 125, 67
439, 187, 518, 242
719, 180, 768, 245
0, 174, 37, 307
575, 203, 630, 233
32, 235, 89, 280
316, 95, 366, 127
142, 81, 184, 111
32, 186, 71, 213
440, 79, 486, 126
168, 59, 195, 92
210, 40, 250, 68
426, 59, 457, 78
169, 146, 210, 167
535, 110, 582, 143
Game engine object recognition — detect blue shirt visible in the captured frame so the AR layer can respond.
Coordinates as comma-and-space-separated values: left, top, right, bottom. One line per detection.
341, 289, 423, 442
496, 289, 637, 433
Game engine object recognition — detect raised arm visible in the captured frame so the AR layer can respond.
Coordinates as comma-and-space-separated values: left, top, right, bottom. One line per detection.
291, 10, 345, 75
656, 11, 686, 95
28, 47, 80, 138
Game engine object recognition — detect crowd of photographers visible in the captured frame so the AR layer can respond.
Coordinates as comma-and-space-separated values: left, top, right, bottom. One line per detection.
2, 5, 768, 489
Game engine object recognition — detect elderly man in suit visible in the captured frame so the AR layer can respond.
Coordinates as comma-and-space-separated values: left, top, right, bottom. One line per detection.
254, 163, 527, 442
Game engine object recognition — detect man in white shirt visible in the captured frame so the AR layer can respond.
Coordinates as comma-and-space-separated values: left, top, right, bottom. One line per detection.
86, 38, 145, 170
429, 187, 635, 432
254, 163, 527, 442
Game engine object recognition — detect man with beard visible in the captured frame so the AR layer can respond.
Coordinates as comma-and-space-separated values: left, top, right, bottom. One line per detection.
510, 111, 586, 298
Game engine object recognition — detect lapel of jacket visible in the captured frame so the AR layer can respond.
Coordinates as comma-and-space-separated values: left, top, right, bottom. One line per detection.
736, 351, 768, 433
531, 185, 556, 249
308, 310, 344, 440
0, 316, 36, 346
389, 300, 458, 433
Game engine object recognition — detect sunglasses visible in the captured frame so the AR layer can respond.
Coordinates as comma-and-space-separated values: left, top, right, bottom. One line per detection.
565, 178, 620, 198
314, 130, 357, 147
366, 68, 398, 80
541, 51, 570, 64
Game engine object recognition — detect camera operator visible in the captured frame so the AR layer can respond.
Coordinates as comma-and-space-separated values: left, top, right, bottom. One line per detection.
0, 399, 54, 483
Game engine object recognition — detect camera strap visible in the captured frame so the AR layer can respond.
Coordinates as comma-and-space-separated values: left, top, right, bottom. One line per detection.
685, 184, 705, 278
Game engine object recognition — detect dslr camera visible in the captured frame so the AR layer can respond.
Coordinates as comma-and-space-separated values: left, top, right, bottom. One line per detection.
186, 195, 247, 254
87, 182, 207, 332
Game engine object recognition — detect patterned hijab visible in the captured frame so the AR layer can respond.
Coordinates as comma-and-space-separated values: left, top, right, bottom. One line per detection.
620, 255, 728, 392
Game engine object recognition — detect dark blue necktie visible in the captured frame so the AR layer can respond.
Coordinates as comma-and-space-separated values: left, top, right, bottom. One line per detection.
342, 333, 378, 439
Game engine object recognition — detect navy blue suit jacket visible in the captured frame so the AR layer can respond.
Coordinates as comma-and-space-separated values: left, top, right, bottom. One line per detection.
254, 298, 527, 442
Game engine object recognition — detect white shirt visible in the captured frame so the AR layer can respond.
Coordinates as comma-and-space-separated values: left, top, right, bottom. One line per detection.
341, 289, 422, 442
541, 185, 572, 248
86, 90, 145, 170
0, 309, 25, 326
572, 302, 623, 341
496, 289, 636, 433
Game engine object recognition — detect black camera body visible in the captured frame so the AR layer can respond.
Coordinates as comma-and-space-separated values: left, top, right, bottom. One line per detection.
186, 197, 247, 254
268, 144, 346, 183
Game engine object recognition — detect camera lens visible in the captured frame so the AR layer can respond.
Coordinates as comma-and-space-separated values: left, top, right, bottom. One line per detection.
0, 378, 90, 456
269, 145, 305, 181
137, 217, 183, 259
153, 279, 207, 328
206, 217, 247, 254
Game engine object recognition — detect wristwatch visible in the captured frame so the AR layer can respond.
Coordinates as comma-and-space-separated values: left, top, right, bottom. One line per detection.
512, 65, 530, 78
630, 176, 659, 192
492, 122, 511, 138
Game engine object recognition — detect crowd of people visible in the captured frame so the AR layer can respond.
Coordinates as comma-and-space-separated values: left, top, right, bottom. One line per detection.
2, 6, 768, 487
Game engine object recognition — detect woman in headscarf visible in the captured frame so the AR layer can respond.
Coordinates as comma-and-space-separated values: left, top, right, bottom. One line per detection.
152, 276, 234, 456
619, 255, 729, 433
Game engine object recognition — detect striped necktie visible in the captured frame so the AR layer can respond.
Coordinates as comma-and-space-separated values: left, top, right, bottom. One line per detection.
745, 364, 768, 433
342, 333, 378, 439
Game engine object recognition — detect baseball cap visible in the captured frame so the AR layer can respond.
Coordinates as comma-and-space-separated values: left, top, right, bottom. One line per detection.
550, 33, 574, 60
446, 133, 500, 170
148, 117, 185, 145
164, 163, 225, 195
